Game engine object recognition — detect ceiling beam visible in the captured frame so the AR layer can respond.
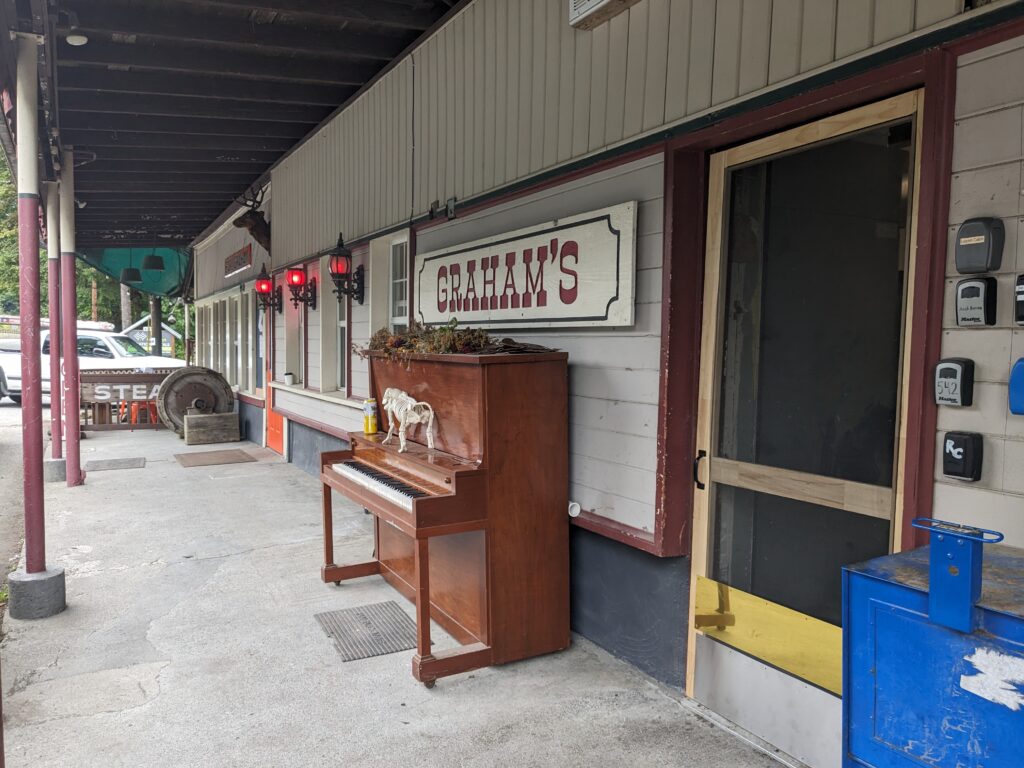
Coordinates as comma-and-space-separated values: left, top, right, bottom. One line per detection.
62, 130, 295, 152
81, 160, 267, 176
77, 191, 236, 200
76, 171, 258, 186
58, 39, 380, 86
75, 199, 228, 210
59, 91, 331, 124
76, 179, 252, 192
82, 146, 282, 164
58, 68, 352, 106
61, 3, 408, 61
162, 0, 443, 30
61, 113, 311, 139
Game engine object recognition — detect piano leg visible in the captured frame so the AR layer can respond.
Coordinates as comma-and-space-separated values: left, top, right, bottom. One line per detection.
322, 482, 336, 581
413, 537, 436, 688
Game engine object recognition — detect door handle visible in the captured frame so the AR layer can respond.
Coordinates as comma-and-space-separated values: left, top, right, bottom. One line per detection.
693, 450, 707, 490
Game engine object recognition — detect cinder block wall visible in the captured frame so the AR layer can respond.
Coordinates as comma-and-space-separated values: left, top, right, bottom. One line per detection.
935, 34, 1024, 543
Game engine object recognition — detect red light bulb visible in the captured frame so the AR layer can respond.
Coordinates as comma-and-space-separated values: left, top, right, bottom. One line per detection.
286, 268, 306, 287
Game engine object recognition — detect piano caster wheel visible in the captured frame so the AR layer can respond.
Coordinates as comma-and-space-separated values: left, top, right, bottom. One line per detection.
333, 581, 341, 586
423, 680, 436, 689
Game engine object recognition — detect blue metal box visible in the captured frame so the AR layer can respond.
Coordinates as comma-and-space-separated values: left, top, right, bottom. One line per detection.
843, 521, 1024, 768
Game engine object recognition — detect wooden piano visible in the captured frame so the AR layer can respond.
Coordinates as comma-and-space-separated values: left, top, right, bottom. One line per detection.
319, 351, 569, 686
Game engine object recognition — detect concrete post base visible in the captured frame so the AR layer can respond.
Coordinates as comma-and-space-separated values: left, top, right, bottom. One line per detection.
8, 567, 66, 619
43, 456, 67, 482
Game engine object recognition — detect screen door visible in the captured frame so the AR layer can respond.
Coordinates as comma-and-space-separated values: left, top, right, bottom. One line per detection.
688, 92, 921, 703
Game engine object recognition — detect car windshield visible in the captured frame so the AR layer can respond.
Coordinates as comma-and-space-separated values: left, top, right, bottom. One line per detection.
106, 335, 150, 357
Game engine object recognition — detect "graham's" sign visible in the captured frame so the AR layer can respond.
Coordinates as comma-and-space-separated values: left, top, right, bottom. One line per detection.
416, 202, 637, 328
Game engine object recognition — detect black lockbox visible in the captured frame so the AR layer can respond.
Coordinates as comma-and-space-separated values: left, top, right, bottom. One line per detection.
935, 358, 974, 407
955, 217, 1004, 273
942, 431, 984, 481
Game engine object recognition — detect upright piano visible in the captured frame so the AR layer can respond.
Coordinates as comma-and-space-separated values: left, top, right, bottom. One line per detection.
319, 351, 569, 686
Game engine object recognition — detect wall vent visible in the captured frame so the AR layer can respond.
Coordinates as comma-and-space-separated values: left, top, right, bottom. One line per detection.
569, 0, 643, 30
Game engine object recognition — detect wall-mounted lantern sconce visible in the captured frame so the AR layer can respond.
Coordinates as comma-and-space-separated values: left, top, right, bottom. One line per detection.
327, 233, 364, 305
285, 266, 317, 311
253, 264, 282, 314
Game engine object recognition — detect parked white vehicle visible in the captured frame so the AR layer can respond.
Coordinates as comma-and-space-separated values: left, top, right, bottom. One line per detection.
0, 330, 185, 404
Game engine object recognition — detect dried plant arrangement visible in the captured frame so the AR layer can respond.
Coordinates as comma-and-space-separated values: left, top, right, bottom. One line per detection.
357, 319, 554, 362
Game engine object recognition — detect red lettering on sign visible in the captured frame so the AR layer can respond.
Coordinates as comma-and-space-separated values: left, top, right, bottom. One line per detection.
500, 252, 520, 309
437, 265, 448, 313
481, 255, 498, 310
522, 243, 549, 308
465, 259, 479, 311
450, 263, 462, 313
559, 240, 579, 305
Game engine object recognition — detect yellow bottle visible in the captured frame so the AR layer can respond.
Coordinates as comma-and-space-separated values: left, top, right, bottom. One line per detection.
363, 398, 378, 435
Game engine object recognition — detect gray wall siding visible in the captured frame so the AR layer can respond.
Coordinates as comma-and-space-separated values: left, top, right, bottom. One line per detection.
935, 34, 1024, 546
275, 389, 363, 434
416, 154, 664, 532
195, 199, 270, 299
266, 0, 968, 262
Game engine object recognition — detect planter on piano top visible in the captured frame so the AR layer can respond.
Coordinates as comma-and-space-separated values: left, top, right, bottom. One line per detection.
319, 349, 571, 687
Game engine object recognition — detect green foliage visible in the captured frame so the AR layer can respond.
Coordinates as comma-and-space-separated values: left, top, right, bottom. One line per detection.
0, 163, 148, 329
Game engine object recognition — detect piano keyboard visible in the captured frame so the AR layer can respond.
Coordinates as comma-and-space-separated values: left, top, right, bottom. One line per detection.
333, 460, 430, 512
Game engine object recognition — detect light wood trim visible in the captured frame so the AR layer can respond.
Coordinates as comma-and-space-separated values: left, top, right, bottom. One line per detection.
721, 91, 919, 168
710, 458, 894, 521
685, 151, 728, 697
686, 91, 924, 696
892, 91, 926, 553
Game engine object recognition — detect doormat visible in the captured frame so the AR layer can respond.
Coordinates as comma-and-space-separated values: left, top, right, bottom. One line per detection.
315, 600, 418, 662
83, 457, 146, 472
174, 449, 256, 468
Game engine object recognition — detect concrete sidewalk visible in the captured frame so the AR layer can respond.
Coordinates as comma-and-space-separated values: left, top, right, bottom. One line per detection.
1, 427, 779, 768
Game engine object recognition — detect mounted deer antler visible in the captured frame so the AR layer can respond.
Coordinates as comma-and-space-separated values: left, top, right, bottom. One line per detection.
232, 183, 271, 254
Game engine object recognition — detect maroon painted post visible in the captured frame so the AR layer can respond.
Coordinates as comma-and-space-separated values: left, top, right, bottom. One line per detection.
60, 149, 84, 486
46, 181, 62, 458
15, 35, 46, 573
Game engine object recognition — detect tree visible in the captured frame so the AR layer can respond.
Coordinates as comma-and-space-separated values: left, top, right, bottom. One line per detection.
0, 162, 147, 329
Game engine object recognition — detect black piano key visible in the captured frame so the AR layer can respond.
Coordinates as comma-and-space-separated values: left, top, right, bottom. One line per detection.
343, 459, 434, 500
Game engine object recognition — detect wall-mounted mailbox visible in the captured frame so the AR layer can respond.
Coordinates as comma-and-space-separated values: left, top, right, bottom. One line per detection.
955, 217, 1004, 273
943, 431, 983, 481
935, 358, 974, 407
956, 277, 997, 327
1011, 359, 1024, 416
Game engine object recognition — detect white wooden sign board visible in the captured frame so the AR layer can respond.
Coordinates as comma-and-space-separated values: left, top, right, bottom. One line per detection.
416, 201, 637, 329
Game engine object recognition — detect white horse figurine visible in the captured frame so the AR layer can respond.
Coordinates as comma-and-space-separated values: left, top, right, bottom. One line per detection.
381, 387, 435, 453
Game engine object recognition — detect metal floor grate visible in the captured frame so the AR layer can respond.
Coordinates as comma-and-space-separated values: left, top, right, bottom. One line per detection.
315, 600, 418, 662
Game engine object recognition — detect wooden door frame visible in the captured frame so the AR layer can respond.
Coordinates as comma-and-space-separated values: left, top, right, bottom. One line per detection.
657, 48, 956, 559
684, 91, 924, 695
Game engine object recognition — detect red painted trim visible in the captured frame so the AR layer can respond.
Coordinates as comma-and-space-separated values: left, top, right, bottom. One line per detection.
407, 228, 417, 329
273, 403, 352, 442
902, 50, 957, 550
660, 49, 954, 557
236, 392, 265, 408
571, 511, 660, 556
413, 144, 664, 235
945, 14, 1024, 55
668, 54, 929, 153
653, 149, 706, 557
302, 264, 309, 388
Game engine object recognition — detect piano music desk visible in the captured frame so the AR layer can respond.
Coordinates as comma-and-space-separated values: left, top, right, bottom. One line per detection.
318, 351, 570, 687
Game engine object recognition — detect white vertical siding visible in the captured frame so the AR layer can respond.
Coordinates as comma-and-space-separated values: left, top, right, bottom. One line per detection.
261, 0, 968, 269
415, 154, 665, 532
934, 35, 1024, 546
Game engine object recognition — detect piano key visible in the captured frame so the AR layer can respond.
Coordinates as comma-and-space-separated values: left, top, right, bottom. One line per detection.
334, 460, 432, 511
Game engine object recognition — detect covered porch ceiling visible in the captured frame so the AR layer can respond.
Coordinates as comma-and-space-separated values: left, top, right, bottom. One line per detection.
6, 0, 460, 251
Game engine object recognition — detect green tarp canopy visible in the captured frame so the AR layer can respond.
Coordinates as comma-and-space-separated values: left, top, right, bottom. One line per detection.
77, 247, 193, 299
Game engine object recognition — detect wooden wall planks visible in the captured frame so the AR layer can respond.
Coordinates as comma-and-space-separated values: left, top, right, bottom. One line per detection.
254, 0, 966, 277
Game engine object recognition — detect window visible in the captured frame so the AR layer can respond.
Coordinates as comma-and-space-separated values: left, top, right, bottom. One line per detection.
390, 240, 409, 332
107, 335, 149, 357
77, 336, 112, 359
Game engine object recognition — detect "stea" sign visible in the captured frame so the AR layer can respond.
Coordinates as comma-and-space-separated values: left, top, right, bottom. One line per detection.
416, 202, 637, 328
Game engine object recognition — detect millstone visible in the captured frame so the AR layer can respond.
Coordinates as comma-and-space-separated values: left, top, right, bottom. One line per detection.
156, 366, 234, 435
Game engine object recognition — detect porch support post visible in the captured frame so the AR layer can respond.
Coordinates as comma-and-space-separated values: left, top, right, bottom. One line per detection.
60, 148, 84, 487
7, 35, 66, 621
15, 36, 44, 572
46, 181, 61, 458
